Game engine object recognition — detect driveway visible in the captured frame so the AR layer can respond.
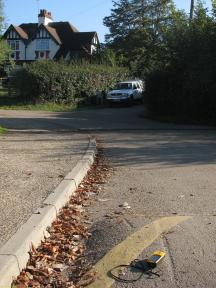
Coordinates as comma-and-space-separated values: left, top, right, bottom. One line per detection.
0, 106, 216, 287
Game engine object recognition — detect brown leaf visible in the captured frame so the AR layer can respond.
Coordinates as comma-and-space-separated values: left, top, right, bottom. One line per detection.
116, 217, 124, 224
13, 284, 28, 288
12, 143, 111, 287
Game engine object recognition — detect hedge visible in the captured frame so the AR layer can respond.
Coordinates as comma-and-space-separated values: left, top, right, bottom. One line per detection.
143, 9, 216, 124
12, 61, 129, 104
144, 66, 216, 123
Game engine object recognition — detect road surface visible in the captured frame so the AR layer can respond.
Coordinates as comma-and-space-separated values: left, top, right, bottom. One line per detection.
1, 106, 216, 287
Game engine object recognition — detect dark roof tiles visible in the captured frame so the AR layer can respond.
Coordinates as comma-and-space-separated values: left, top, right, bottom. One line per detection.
45, 25, 62, 44
13, 25, 28, 39
19, 23, 38, 38
4, 21, 98, 58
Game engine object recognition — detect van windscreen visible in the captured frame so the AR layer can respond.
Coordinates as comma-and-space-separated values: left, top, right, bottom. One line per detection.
116, 83, 133, 90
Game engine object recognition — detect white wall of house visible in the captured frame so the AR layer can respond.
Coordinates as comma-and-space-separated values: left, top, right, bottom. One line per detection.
26, 38, 60, 60
48, 40, 60, 59
18, 41, 26, 60
91, 44, 97, 54
91, 36, 98, 54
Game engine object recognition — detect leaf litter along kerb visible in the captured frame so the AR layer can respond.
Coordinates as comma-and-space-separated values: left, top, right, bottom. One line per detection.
12, 141, 112, 288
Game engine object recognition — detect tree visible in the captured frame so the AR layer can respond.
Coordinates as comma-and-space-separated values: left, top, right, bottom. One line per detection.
190, 0, 195, 20
103, 0, 180, 76
92, 45, 118, 66
211, 0, 216, 18
145, 0, 216, 122
0, 0, 5, 34
0, 0, 10, 67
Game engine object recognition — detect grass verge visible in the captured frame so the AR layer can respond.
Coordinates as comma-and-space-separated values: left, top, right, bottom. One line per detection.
0, 86, 7, 96
0, 101, 78, 112
0, 126, 7, 134
0, 86, 106, 112
0, 87, 77, 112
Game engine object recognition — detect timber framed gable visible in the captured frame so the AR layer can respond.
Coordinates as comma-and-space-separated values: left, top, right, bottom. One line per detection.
3, 9, 99, 63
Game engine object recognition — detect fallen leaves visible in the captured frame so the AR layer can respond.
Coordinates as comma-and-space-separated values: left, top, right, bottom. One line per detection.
12, 141, 112, 288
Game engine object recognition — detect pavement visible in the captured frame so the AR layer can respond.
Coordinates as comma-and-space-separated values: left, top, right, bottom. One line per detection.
0, 131, 89, 248
1, 106, 216, 287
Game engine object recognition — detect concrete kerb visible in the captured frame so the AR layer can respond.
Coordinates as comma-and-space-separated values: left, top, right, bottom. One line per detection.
0, 137, 97, 287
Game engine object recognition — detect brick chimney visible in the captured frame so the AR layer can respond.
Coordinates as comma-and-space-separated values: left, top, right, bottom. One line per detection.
38, 9, 53, 26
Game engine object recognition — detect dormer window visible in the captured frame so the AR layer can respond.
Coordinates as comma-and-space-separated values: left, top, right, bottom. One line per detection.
36, 39, 49, 51
35, 39, 50, 60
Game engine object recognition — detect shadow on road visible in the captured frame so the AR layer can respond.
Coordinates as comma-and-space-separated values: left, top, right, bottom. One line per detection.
1, 107, 216, 167
99, 131, 216, 167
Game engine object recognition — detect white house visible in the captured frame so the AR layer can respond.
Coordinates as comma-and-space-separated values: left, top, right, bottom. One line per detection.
3, 9, 99, 63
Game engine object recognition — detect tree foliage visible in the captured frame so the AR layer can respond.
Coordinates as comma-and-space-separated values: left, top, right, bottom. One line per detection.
103, 0, 181, 75
0, 0, 10, 67
104, 0, 216, 123
145, 1, 216, 123
0, 0, 5, 34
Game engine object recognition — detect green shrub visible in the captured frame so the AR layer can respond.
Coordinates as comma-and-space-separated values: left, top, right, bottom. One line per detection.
144, 69, 179, 116
0, 126, 7, 134
144, 6, 216, 124
12, 61, 129, 104
145, 64, 216, 122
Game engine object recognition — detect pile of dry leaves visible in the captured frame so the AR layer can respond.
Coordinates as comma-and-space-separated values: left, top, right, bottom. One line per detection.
12, 142, 111, 288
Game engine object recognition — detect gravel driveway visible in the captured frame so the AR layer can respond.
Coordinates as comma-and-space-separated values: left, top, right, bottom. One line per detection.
0, 131, 89, 248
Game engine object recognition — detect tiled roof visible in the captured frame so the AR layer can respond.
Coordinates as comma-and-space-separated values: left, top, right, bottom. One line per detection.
75, 32, 97, 50
4, 21, 98, 58
49, 22, 79, 43
45, 25, 62, 44
19, 23, 62, 45
19, 23, 38, 39
13, 25, 28, 40
48, 22, 97, 58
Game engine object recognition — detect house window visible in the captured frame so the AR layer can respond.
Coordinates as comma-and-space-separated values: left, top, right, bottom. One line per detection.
7, 40, 20, 51
7, 40, 20, 60
36, 39, 49, 51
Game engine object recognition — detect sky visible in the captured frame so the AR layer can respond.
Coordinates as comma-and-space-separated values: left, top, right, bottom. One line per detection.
3, 0, 213, 42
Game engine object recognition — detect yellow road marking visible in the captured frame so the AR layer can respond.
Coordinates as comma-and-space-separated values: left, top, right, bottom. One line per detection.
86, 216, 191, 288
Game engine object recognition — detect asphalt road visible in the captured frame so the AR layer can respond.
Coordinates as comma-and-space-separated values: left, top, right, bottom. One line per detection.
1, 106, 216, 287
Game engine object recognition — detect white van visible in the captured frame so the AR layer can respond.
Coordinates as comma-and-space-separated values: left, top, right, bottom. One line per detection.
106, 80, 144, 105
